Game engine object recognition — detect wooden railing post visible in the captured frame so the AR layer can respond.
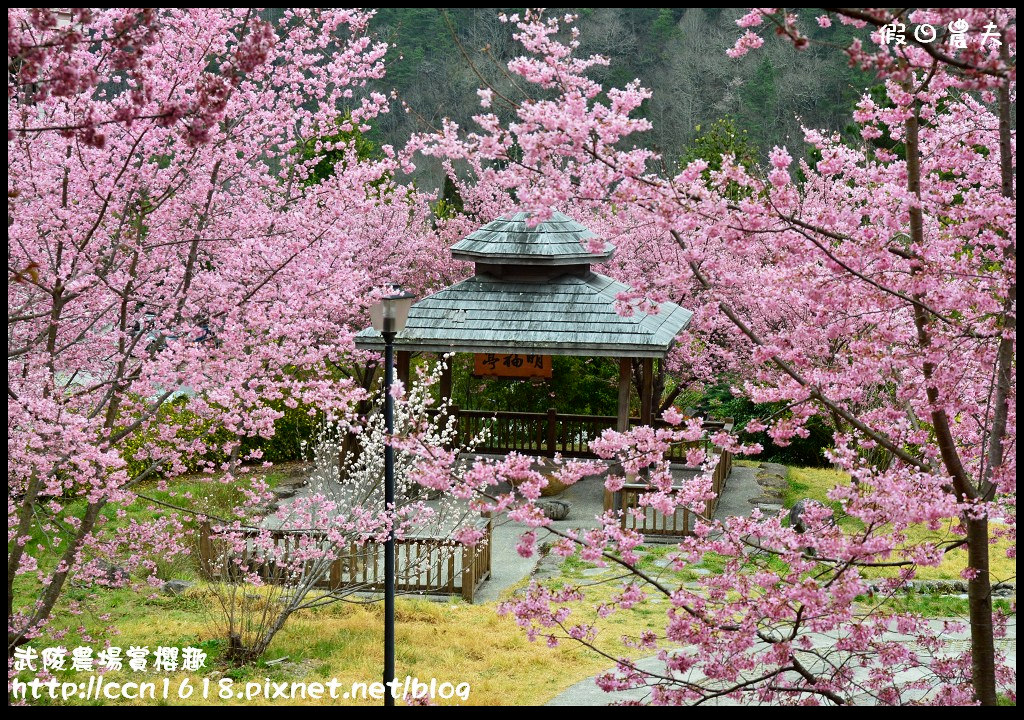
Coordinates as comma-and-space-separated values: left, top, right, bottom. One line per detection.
485, 516, 492, 577
461, 543, 476, 603
480, 512, 493, 580
546, 407, 557, 457
329, 555, 342, 590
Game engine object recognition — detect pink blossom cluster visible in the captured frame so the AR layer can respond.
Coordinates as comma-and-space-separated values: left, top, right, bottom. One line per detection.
8, 8, 460, 650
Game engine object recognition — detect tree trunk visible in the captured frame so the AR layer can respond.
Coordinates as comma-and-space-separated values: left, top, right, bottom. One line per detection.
906, 95, 998, 704
962, 34, 1016, 707
966, 515, 997, 705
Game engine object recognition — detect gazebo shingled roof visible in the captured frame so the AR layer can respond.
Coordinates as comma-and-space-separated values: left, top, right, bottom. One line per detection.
450, 211, 615, 265
355, 211, 693, 358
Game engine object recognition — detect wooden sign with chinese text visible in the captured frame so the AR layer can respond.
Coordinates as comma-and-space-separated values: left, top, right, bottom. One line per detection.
473, 353, 552, 378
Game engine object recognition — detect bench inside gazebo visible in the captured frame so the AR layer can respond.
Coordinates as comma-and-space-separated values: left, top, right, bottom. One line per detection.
356, 211, 733, 467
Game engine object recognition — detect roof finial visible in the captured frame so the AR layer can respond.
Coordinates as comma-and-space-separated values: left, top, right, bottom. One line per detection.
450, 211, 614, 266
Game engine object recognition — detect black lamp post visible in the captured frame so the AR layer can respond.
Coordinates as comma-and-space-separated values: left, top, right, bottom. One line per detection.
369, 285, 415, 707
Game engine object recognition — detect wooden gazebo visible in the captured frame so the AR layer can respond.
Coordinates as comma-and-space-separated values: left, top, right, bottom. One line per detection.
356, 212, 696, 456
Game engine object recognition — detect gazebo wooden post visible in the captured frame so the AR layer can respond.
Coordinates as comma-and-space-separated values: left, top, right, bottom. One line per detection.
437, 353, 457, 446
640, 357, 654, 426
439, 353, 453, 405
617, 358, 631, 432
396, 350, 411, 386
613, 357, 633, 514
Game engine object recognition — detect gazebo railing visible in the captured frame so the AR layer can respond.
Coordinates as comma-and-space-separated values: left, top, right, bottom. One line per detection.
197, 515, 492, 603
434, 407, 733, 462
602, 447, 733, 538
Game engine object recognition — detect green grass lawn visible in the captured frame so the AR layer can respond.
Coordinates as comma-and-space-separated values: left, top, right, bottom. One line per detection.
13, 583, 622, 706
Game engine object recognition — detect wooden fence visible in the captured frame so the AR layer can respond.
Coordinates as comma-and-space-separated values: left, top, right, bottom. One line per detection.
436, 407, 734, 462
198, 516, 492, 603
602, 447, 733, 539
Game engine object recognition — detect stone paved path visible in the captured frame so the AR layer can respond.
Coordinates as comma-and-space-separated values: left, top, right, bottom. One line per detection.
476, 462, 730, 602
548, 616, 1017, 706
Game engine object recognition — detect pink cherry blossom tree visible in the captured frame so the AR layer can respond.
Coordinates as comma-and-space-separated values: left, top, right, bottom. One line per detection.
411, 8, 1015, 704
7, 8, 456, 654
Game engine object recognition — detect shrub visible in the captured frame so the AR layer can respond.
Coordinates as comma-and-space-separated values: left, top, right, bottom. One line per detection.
698, 384, 834, 467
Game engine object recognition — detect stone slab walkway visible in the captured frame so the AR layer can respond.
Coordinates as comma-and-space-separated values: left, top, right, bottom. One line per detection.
548, 616, 1017, 706
476, 462, 742, 602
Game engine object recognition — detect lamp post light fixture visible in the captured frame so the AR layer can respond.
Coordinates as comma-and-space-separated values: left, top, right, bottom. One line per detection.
368, 284, 415, 708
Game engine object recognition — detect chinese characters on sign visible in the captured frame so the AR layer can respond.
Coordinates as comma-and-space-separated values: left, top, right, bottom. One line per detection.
473, 353, 552, 378
13, 645, 208, 673
879, 19, 1002, 47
